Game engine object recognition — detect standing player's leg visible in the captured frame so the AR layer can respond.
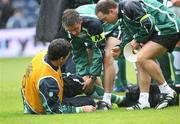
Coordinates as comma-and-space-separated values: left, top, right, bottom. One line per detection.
127, 41, 168, 110
102, 37, 119, 106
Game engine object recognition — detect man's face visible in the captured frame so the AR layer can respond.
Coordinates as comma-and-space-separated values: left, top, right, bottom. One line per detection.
96, 9, 118, 24
64, 23, 82, 36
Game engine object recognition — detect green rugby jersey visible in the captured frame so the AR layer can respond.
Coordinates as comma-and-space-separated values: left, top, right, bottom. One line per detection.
118, 0, 180, 43
76, 4, 121, 36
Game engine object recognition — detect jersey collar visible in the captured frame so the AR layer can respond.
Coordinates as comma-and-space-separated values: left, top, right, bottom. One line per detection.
44, 54, 59, 71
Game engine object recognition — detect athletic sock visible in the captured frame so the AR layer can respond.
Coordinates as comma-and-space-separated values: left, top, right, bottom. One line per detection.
111, 94, 125, 104
158, 82, 173, 94
102, 93, 112, 105
91, 84, 124, 105
138, 92, 149, 106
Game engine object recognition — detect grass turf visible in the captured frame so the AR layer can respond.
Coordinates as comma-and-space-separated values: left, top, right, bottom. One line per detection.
0, 57, 179, 124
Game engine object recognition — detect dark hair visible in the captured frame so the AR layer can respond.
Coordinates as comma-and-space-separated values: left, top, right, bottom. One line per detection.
62, 9, 81, 27
95, 0, 117, 14
47, 38, 71, 61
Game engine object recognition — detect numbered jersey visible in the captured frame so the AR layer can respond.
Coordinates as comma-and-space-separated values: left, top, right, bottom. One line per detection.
21, 51, 63, 114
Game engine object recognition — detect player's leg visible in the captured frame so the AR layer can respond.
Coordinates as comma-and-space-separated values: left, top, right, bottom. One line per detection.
136, 41, 166, 84
102, 36, 119, 106
63, 74, 85, 98
136, 40, 177, 109
126, 62, 151, 110
62, 96, 96, 107
91, 84, 125, 105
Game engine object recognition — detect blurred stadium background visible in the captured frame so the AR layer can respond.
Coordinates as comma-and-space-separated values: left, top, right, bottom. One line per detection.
0, 0, 48, 58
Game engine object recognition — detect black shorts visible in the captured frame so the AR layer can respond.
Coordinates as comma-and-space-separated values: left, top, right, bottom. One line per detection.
63, 74, 84, 98
151, 32, 180, 52
62, 74, 95, 107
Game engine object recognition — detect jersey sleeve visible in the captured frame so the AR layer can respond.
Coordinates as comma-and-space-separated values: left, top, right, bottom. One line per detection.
89, 42, 104, 76
124, 0, 154, 43
87, 19, 106, 44
118, 19, 133, 49
87, 20, 105, 76
38, 77, 83, 114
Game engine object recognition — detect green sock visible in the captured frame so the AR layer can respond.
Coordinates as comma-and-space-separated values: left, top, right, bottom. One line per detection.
157, 53, 173, 84
171, 47, 180, 86
115, 55, 128, 88
91, 84, 124, 104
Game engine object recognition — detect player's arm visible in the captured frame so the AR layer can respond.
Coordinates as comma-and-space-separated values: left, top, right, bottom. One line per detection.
71, 38, 93, 76
38, 77, 94, 114
112, 20, 134, 58
88, 19, 105, 76
124, 0, 155, 43
63, 28, 94, 77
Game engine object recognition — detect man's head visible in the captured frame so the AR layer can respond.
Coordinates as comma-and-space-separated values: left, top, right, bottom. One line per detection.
47, 38, 71, 66
62, 9, 82, 36
95, 0, 118, 24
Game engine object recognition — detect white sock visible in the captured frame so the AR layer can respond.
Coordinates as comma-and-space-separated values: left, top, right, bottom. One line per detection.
158, 82, 172, 94
138, 92, 149, 105
102, 93, 112, 105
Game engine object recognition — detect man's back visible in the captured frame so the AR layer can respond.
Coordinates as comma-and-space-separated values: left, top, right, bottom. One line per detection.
21, 51, 63, 114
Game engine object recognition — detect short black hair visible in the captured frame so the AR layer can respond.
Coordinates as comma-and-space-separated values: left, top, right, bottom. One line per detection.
62, 9, 81, 27
95, 0, 117, 14
47, 38, 71, 61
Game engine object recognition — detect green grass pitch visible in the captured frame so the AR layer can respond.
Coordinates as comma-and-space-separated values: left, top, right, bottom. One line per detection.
0, 57, 179, 124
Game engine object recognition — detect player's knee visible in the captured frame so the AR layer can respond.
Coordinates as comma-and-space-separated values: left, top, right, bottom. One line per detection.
136, 56, 147, 66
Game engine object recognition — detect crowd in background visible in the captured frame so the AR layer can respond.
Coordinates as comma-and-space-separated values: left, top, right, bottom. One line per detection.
0, 0, 39, 29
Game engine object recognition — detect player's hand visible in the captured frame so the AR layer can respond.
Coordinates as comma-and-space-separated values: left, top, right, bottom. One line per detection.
130, 39, 141, 54
82, 105, 95, 112
82, 76, 94, 94
111, 46, 121, 59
